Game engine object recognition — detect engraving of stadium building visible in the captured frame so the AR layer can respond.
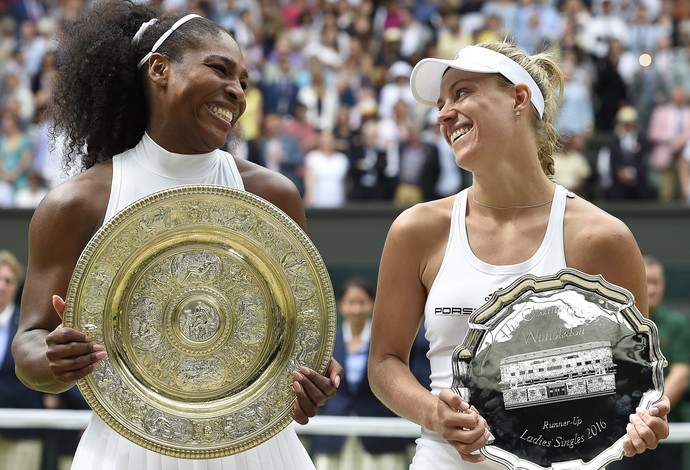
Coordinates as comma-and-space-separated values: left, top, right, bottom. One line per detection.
499, 341, 617, 409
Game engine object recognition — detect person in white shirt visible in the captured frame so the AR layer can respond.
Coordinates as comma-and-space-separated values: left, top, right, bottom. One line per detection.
12, 3, 343, 469
368, 40, 671, 470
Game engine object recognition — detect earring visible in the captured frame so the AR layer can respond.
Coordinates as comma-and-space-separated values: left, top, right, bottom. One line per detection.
515, 110, 521, 116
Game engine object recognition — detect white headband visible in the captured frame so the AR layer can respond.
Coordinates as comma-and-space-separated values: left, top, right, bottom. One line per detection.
137, 14, 202, 69
409, 45, 545, 118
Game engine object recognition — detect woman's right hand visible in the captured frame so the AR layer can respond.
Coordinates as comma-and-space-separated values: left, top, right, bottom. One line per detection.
44, 294, 107, 385
436, 388, 493, 463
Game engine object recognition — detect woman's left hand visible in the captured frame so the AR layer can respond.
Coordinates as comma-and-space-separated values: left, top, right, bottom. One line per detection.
291, 357, 343, 425
622, 395, 670, 457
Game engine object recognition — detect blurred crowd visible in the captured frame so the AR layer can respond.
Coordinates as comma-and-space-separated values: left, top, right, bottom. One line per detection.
3, 0, 690, 209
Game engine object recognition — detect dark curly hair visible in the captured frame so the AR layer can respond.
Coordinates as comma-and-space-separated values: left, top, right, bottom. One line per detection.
50, 0, 226, 170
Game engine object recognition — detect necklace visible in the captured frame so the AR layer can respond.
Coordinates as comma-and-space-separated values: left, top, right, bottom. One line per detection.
471, 189, 553, 210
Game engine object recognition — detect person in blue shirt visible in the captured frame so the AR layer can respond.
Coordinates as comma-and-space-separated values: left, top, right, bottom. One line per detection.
312, 277, 430, 470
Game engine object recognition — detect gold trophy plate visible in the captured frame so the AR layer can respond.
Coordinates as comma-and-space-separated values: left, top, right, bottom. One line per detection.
63, 185, 336, 459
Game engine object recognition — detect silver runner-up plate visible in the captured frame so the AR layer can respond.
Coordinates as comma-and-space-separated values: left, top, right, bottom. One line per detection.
63, 184, 336, 459
451, 268, 666, 470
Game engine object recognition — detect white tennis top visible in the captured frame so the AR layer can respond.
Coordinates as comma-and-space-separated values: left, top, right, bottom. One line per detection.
411, 185, 569, 469
71, 133, 315, 470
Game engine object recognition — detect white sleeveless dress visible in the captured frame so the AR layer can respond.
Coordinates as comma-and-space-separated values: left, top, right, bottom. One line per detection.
410, 185, 570, 469
70, 133, 315, 470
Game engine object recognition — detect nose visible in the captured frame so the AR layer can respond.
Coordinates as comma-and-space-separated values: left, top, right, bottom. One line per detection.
225, 80, 246, 104
437, 101, 456, 126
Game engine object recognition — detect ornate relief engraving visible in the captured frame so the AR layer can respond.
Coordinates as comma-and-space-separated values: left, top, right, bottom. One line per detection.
63, 185, 336, 458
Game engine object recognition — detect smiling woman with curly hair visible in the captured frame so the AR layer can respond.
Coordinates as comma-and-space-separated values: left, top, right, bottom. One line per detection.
13, 2, 343, 469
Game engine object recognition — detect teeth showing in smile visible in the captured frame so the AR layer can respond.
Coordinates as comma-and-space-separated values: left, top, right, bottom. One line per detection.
450, 127, 470, 142
209, 106, 233, 124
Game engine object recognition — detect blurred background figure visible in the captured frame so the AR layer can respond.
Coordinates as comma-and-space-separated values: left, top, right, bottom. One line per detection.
13, 168, 48, 208
552, 133, 591, 196
311, 277, 426, 470
608, 255, 690, 470
303, 130, 349, 208
0, 250, 47, 470
248, 113, 305, 195
605, 105, 654, 200
393, 125, 439, 206
347, 120, 388, 202
647, 86, 690, 202
0, 111, 33, 204
556, 59, 594, 140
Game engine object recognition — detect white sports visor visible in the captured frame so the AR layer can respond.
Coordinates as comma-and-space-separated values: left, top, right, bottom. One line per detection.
410, 45, 545, 118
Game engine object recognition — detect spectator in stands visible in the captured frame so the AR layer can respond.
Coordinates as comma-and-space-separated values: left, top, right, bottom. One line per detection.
556, 59, 594, 138
237, 71, 263, 144
378, 60, 415, 121
283, 101, 318, 154
397, 5, 434, 62
629, 43, 672, 131
302, 23, 348, 71
552, 133, 592, 196
332, 106, 355, 157
0, 17, 18, 66
378, 99, 413, 200
311, 277, 412, 470
288, 9, 318, 52
297, 61, 340, 132
421, 109, 467, 199
512, 0, 561, 55
481, 0, 519, 34
0, 111, 33, 200
2, 71, 34, 125
628, 3, 671, 57
436, 13, 473, 61
248, 113, 305, 195
592, 38, 630, 133
608, 255, 690, 469
17, 19, 48, 83
13, 168, 49, 208
606, 105, 654, 200
0, 249, 47, 470
474, 13, 505, 44
394, 125, 440, 206
31, 48, 57, 112
647, 86, 690, 202
374, 27, 404, 76
582, 0, 630, 60
347, 119, 388, 202
261, 47, 300, 117
304, 130, 349, 208
558, 0, 591, 52
671, 29, 690, 97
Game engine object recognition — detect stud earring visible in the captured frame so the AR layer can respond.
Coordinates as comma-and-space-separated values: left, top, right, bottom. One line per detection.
515, 110, 521, 116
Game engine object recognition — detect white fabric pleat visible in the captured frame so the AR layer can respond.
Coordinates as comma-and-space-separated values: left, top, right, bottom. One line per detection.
71, 415, 315, 470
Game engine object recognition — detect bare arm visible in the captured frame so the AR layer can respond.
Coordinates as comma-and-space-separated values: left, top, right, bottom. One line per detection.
238, 157, 307, 230
369, 207, 437, 429
565, 199, 648, 316
565, 198, 668, 455
369, 202, 490, 462
12, 169, 110, 393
